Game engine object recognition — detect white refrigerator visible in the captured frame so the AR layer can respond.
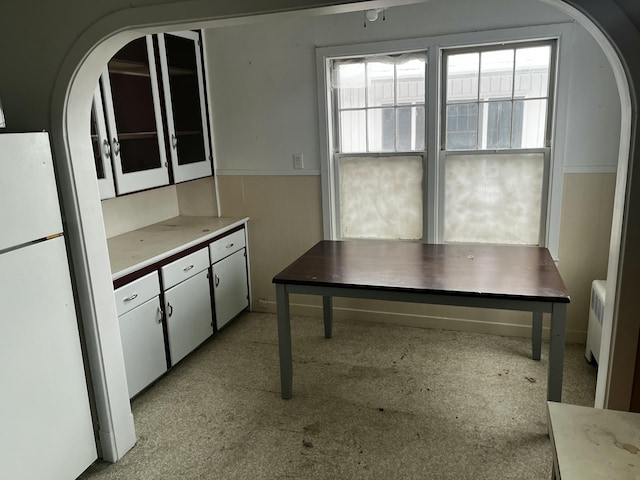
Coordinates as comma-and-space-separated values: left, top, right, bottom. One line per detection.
0, 132, 97, 479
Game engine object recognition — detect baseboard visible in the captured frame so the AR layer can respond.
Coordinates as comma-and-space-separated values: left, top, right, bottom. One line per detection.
252, 300, 586, 344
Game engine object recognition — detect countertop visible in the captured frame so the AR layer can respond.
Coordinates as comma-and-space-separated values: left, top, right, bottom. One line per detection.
107, 216, 249, 280
547, 402, 640, 479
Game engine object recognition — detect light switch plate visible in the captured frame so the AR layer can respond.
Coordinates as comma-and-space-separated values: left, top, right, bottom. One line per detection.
293, 153, 304, 169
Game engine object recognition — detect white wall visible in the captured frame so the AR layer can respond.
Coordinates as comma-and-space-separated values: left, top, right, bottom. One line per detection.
207, 0, 619, 176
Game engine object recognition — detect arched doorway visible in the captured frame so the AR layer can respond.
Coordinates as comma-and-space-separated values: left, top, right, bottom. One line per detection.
52, 0, 637, 462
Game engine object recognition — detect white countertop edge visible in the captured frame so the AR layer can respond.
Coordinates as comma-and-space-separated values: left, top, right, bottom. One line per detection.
111, 217, 249, 281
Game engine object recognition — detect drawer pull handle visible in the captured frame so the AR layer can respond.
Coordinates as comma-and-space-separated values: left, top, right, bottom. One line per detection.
183, 264, 194, 272
167, 302, 173, 318
124, 293, 138, 302
226, 243, 234, 249
214, 274, 220, 287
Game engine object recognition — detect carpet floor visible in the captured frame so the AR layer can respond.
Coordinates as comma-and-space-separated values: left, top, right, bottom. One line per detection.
80, 312, 596, 480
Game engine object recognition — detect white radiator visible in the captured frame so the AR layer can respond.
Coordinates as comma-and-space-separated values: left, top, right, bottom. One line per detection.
585, 279, 606, 364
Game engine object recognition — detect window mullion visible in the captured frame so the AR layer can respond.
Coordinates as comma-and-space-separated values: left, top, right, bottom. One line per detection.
427, 47, 439, 244
364, 59, 370, 153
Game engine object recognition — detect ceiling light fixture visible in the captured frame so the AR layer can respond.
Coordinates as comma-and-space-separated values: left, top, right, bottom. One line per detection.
363, 8, 386, 27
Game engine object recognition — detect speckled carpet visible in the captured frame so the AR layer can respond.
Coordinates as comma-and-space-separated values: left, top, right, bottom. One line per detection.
80, 312, 596, 480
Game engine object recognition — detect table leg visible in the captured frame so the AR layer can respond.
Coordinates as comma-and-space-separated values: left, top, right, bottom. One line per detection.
276, 283, 292, 399
532, 311, 543, 361
323, 296, 333, 339
547, 302, 567, 402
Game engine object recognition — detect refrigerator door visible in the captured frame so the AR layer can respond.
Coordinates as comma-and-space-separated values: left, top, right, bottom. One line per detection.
0, 132, 63, 250
0, 236, 97, 479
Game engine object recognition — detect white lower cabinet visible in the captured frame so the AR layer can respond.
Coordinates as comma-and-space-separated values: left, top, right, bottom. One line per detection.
212, 248, 249, 330
115, 271, 167, 399
113, 223, 250, 396
164, 268, 214, 365
118, 297, 167, 398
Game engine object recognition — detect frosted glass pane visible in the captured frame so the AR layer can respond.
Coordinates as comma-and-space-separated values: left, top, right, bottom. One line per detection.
367, 61, 394, 107
480, 50, 514, 100
340, 156, 423, 240
444, 153, 544, 244
340, 110, 366, 153
447, 53, 479, 103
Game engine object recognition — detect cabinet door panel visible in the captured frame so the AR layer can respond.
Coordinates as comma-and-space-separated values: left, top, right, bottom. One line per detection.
213, 248, 249, 330
158, 31, 212, 183
91, 84, 116, 199
101, 35, 169, 195
118, 296, 167, 398
165, 269, 213, 365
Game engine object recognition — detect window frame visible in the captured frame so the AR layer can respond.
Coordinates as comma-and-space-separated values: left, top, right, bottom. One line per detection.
316, 24, 573, 258
440, 40, 558, 151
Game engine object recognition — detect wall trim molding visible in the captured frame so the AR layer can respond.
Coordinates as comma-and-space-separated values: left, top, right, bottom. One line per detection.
254, 301, 587, 344
216, 169, 321, 176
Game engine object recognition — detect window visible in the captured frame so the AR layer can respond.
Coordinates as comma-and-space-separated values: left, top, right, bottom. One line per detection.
319, 31, 560, 250
331, 53, 427, 240
332, 54, 426, 153
442, 42, 554, 245
444, 44, 553, 150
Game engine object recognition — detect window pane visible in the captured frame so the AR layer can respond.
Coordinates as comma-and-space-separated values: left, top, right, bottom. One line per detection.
446, 103, 478, 150
397, 106, 425, 151
480, 49, 514, 100
513, 99, 547, 148
515, 46, 551, 98
367, 60, 395, 107
340, 156, 423, 240
367, 108, 395, 151
479, 101, 512, 149
397, 58, 425, 105
444, 153, 544, 244
340, 110, 366, 153
447, 53, 479, 103
336, 62, 365, 109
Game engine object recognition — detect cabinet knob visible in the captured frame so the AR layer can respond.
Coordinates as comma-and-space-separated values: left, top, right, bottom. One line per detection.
214, 274, 220, 287
171, 134, 177, 149
102, 139, 111, 158
226, 243, 234, 249
167, 302, 173, 317
112, 138, 120, 156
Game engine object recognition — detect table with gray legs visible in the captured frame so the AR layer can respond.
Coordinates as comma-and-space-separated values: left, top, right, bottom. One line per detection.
273, 241, 569, 402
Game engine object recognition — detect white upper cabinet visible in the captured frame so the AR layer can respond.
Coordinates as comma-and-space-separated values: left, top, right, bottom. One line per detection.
100, 35, 170, 195
157, 31, 213, 183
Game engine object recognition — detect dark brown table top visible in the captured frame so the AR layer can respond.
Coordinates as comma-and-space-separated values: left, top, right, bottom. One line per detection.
273, 240, 570, 303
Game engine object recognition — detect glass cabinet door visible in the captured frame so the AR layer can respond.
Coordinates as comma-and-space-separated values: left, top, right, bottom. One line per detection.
158, 31, 212, 183
101, 35, 169, 195
90, 83, 116, 200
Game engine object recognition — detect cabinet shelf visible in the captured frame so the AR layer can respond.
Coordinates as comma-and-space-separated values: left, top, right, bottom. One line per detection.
108, 59, 151, 77
168, 66, 196, 76
175, 130, 203, 136
117, 131, 159, 140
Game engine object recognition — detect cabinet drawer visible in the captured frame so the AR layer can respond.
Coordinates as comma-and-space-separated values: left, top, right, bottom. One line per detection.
114, 271, 160, 317
161, 247, 209, 290
209, 229, 246, 264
